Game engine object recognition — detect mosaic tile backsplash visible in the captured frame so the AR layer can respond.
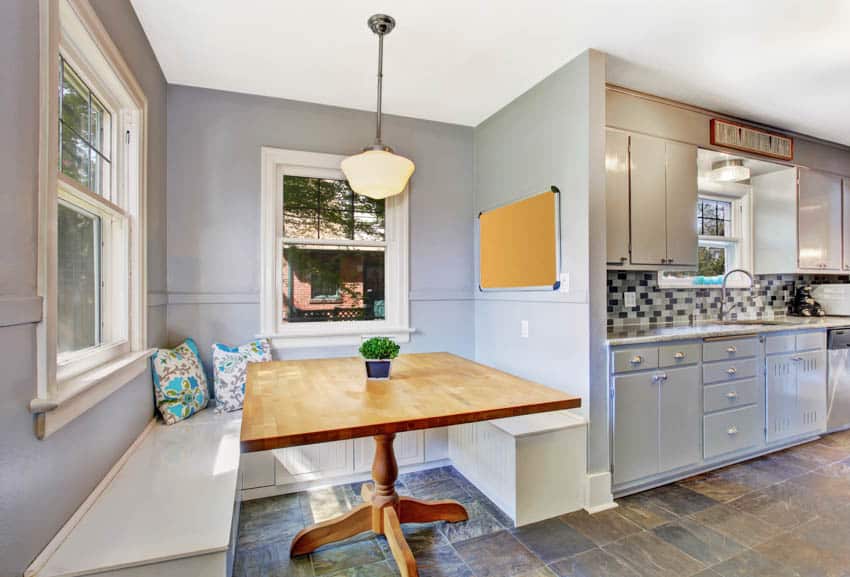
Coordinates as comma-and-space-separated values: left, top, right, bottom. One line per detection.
607, 271, 850, 328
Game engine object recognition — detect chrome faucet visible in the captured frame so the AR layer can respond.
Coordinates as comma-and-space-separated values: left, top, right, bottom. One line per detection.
719, 268, 754, 322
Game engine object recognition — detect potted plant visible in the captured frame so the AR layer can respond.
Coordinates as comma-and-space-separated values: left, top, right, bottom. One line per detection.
359, 336, 400, 380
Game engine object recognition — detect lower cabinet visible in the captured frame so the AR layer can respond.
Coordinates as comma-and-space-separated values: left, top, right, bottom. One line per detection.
613, 365, 700, 485
766, 349, 827, 443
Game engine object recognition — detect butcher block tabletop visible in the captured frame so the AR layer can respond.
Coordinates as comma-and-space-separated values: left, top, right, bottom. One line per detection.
240, 352, 581, 452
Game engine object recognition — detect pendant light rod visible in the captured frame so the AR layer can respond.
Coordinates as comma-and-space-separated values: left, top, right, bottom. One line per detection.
367, 14, 395, 150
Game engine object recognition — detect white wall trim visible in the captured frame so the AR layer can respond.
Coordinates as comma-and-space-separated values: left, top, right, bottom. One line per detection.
25, 417, 157, 577
584, 471, 617, 514
147, 292, 167, 307
0, 296, 43, 327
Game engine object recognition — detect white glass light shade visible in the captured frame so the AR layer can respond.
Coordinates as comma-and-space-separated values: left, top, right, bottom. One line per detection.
341, 149, 415, 199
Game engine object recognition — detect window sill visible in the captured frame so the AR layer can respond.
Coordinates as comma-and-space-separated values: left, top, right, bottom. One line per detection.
30, 348, 155, 439
260, 326, 415, 349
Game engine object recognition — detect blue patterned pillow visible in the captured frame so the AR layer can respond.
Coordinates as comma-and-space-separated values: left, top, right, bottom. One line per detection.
212, 339, 271, 412
151, 338, 209, 424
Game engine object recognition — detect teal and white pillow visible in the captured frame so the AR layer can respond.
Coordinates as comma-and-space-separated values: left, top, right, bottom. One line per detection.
151, 338, 209, 424
212, 339, 272, 412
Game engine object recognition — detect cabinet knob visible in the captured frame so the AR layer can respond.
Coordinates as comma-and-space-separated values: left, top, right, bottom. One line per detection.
629, 355, 644, 365
620, 256, 628, 263
726, 345, 737, 353
727, 367, 738, 376
674, 351, 686, 360
727, 426, 739, 435
726, 391, 738, 399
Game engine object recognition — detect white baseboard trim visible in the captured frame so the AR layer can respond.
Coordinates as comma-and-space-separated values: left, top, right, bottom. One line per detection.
25, 418, 157, 577
585, 471, 617, 513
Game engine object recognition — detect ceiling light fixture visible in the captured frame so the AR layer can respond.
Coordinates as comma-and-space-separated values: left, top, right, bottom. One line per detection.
341, 14, 415, 200
711, 159, 750, 182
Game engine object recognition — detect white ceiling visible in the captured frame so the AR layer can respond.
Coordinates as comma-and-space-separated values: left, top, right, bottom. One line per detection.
130, 0, 850, 145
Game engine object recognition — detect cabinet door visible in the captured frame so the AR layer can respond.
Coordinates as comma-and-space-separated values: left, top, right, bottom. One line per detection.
275, 440, 354, 484
606, 131, 630, 264
795, 350, 827, 435
354, 431, 425, 472
659, 366, 702, 471
613, 372, 659, 484
799, 169, 842, 270
841, 178, 850, 270
664, 142, 698, 266
766, 354, 798, 443
629, 135, 668, 265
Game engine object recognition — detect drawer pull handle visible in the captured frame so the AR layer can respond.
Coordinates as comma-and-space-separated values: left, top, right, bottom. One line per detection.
630, 355, 644, 365
726, 391, 738, 399
652, 373, 668, 383
726, 345, 737, 353
727, 426, 739, 435
727, 367, 737, 376
792, 356, 803, 362
674, 351, 686, 360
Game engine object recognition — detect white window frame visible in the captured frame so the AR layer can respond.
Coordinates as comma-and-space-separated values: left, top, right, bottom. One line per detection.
32, 0, 150, 439
659, 191, 753, 289
259, 147, 411, 348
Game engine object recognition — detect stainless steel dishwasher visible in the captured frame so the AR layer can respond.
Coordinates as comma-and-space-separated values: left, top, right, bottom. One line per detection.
827, 328, 850, 432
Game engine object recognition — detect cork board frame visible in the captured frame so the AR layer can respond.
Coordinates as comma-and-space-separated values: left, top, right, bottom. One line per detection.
478, 187, 561, 291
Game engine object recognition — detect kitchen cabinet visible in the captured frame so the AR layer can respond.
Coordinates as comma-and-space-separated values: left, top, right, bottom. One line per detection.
606, 131, 630, 264
843, 178, 850, 270
275, 440, 354, 484
658, 366, 702, 472
798, 169, 842, 270
354, 431, 425, 472
766, 349, 827, 443
629, 134, 697, 267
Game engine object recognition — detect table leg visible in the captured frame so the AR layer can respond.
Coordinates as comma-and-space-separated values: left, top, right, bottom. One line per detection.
289, 433, 469, 577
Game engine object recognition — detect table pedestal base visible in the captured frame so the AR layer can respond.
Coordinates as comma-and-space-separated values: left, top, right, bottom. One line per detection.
289, 434, 468, 577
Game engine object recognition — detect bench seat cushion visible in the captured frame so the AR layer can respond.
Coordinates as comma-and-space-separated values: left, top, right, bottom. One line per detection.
151, 338, 209, 424
212, 339, 271, 412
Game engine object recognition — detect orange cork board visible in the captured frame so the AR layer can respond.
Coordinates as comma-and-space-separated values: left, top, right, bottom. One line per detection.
479, 190, 560, 290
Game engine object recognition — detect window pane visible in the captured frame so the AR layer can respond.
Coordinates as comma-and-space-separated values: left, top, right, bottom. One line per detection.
90, 95, 110, 159
698, 245, 726, 277
283, 175, 385, 241
60, 60, 90, 141
90, 152, 111, 198
282, 244, 385, 323
60, 123, 91, 189
58, 202, 101, 354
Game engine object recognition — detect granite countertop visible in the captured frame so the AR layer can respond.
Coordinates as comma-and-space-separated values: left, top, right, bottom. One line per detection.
606, 316, 850, 346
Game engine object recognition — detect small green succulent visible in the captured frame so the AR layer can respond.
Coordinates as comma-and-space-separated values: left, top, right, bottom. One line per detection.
359, 337, 400, 360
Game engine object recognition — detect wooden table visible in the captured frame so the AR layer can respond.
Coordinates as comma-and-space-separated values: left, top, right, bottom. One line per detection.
240, 352, 581, 577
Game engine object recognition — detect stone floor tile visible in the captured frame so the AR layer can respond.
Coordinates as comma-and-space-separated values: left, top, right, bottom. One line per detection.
238, 507, 305, 551
414, 544, 474, 577
677, 471, 753, 503
690, 570, 722, 577
510, 518, 597, 564
614, 493, 678, 529
459, 486, 515, 528
410, 477, 474, 502
454, 530, 545, 577
548, 548, 642, 577
813, 457, 850, 479
242, 493, 303, 518
401, 467, 457, 492
325, 560, 401, 577
793, 514, 850, 557
377, 522, 448, 555
309, 538, 385, 576
234, 541, 314, 577
744, 453, 810, 481
727, 482, 818, 529
603, 531, 705, 577
559, 509, 642, 546
784, 441, 848, 466
709, 549, 801, 577
755, 531, 850, 577
708, 462, 787, 492
785, 471, 850, 516
688, 504, 783, 548
651, 518, 746, 565
299, 485, 359, 524
441, 500, 504, 544
637, 484, 718, 516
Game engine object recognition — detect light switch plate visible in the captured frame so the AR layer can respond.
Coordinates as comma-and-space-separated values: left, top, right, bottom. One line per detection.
520, 320, 529, 338
559, 273, 569, 292
624, 292, 637, 308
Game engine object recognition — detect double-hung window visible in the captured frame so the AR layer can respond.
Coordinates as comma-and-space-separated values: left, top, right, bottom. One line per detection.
33, 0, 148, 438
260, 148, 410, 347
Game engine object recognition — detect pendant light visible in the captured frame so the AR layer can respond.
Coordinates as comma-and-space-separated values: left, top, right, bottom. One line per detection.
341, 14, 415, 200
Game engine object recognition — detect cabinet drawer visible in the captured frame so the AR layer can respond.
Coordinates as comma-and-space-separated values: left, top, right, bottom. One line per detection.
704, 379, 760, 413
704, 405, 762, 460
703, 358, 758, 384
612, 347, 658, 373
765, 334, 795, 355
796, 331, 825, 352
703, 338, 758, 362
660, 343, 701, 368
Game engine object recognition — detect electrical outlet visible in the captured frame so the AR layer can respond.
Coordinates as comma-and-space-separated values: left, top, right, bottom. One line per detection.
624, 292, 637, 308
520, 320, 529, 338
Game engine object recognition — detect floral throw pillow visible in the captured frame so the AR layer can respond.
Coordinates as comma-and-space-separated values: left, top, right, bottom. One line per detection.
212, 339, 272, 412
151, 339, 209, 424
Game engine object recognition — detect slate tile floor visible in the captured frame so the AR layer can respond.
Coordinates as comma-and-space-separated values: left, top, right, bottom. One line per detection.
235, 429, 850, 577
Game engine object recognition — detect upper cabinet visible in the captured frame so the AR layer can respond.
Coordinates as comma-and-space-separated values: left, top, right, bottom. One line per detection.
622, 133, 698, 267
605, 131, 630, 264
798, 169, 842, 271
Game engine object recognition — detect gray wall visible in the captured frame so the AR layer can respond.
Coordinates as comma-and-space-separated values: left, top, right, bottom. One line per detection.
165, 86, 475, 363
0, 2, 167, 575
473, 50, 607, 435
